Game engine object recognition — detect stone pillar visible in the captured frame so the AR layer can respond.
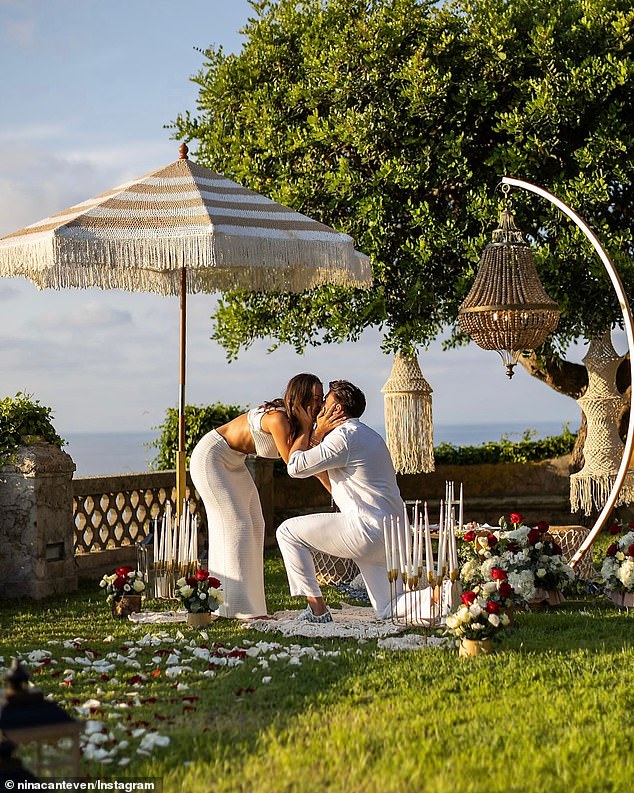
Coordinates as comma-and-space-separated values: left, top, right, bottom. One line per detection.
0, 442, 77, 599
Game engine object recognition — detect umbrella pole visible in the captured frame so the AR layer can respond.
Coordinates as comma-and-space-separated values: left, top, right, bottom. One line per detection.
176, 267, 187, 521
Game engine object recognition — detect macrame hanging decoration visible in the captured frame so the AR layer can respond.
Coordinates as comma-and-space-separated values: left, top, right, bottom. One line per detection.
570, 329, 634, 515
458, 206, 560, 378
381, 351, 435, 474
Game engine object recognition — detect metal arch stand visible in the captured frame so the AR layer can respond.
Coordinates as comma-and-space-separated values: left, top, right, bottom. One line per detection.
501, 177, 634, 568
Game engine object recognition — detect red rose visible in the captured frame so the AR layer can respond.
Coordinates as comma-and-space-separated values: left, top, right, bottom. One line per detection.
113, 575, 127, 590
535, 520, 550, 533
606, 523, 622, 535
627, 544, 634, 557
115, 566, 133, 577
461, 591, 477, 606
498, 581, 514, 599
486, 601, 501, 614
509, 512, 524, 526
195, 569, 210, 581
527, 528, 541, 545
551, 542, 562, 556
207, 576, 221, 589
186, 576, 198, 586
629, 521, 634, 529
463, 530, 476, 542
506, 541, 519, 554
491, 568, 508, 581
487, 534, 498, 547
606, 543, 618, 557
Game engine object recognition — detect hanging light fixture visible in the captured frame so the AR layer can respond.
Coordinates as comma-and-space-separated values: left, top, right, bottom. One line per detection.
458, 196, 560, 378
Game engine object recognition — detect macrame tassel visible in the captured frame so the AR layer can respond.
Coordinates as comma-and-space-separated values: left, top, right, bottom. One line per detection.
569, 329, 631, 514
381, 352, 434, 474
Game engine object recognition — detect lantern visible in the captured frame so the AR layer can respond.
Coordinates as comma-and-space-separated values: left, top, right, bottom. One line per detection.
458, 206, 560, 378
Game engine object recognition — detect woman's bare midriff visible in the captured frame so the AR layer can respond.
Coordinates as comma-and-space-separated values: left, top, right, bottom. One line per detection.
215, 414, 256, 456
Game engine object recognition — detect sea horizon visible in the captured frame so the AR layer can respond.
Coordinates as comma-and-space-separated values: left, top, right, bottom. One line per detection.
62, 419, 577, 477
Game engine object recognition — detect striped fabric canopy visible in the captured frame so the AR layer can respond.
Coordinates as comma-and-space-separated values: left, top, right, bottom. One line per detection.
0, 155, 371, 295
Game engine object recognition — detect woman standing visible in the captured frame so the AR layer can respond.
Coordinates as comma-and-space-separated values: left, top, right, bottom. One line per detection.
190, 373, 324, 618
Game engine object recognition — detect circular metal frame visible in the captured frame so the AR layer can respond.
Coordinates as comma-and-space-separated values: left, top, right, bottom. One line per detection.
502, 177, 634, 567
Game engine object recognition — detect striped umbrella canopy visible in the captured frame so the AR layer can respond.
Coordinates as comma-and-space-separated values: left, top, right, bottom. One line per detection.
0, 143, 372, 512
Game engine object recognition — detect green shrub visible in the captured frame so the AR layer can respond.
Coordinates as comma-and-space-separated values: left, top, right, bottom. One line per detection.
0, 392, 64, 461
149, 402, 245, 470
434, 425, 577, 465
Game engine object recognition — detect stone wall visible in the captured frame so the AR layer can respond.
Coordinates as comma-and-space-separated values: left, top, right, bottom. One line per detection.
0, 442, 77, 599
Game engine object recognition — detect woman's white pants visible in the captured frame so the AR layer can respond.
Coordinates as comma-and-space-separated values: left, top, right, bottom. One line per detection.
189, 430, 267, 619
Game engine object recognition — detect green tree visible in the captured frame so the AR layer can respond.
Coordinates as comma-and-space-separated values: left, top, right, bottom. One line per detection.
0, 392, 64, 461
175, 0, 633, 409
149, 402, 244, 470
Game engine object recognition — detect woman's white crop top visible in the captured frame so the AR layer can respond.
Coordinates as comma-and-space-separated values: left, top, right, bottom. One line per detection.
246, 407, 285, 458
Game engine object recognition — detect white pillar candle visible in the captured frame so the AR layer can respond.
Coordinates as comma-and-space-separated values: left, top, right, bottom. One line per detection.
412, 501, 420, 575
383, 516, 392, 574
403, 503, 412, 577
437, 499, 446, 577
458, 483, 464, 531
424, 502, 434, 581
396, 516, 406, 576
390, 515, 397, 572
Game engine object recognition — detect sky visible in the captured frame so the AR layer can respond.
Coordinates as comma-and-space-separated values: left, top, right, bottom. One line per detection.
0, 0, 611, 438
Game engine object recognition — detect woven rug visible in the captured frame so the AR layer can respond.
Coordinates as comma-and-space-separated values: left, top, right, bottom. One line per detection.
246, 604, 406, 640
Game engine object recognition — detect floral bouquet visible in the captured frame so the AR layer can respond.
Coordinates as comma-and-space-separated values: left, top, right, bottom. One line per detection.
175, 569, 223, 613
445, 583, 512, 642
601, 529, 634, 600
459, 513, 575, 604
99, 566, 146, 604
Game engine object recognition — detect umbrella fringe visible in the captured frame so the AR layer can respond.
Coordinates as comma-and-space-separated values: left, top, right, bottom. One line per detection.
0, 234, 371, 294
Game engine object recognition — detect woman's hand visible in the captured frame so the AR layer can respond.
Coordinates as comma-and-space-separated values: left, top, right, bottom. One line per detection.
313, 402, 346, 443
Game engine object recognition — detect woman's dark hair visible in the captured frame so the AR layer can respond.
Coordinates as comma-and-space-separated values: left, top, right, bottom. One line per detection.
260, 373, 323, 442
284, 373, 323, 441
328, 380, 366, 418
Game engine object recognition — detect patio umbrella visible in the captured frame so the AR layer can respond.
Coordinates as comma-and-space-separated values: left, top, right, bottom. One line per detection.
0, 143, 371, 512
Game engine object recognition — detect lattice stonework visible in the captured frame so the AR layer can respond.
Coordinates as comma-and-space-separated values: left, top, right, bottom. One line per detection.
73, 472, 204, 554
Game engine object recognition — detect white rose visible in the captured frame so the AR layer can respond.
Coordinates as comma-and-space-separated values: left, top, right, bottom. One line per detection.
535, 542, 543, 550
132, 579, 145, 593
446, 614, 459, 630
499, 613, 510, 627
123, 584, 131, 592
179, 585, 194, 599
488, 613, 500, 627
176, 577, 187, 587
616, 552, 626, 561
469, 604, 483, 618
483, 581, 497, 594
536, 568, 547, 578
199, 592, 208, 600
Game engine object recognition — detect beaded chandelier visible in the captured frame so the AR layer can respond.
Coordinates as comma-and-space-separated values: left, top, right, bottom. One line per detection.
458, 207, 560, 377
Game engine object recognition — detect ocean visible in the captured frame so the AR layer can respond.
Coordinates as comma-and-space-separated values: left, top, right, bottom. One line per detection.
63, 419, 575, 477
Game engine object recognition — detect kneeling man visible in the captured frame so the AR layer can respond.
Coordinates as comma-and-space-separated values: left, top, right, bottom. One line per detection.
276, 380, 404, 622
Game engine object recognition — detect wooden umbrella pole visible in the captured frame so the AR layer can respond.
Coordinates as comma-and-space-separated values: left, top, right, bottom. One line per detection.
176, 266, 187, 521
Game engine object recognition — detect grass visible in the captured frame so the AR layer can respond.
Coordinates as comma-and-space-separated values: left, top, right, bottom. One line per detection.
1, 549, 633, 793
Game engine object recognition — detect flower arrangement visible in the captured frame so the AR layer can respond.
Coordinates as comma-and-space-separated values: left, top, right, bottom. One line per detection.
601, 530, 634, 594
459, 513, 575, 603
99, 566, 146, 604
445, 583, 512, 641
175, 569, 223, 613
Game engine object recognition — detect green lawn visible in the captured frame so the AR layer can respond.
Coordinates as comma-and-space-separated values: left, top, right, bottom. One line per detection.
1, 550, 633, 793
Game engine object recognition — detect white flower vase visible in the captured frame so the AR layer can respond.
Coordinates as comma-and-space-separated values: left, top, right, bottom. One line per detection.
528, 589, 566, 610
607, 590, 634, 609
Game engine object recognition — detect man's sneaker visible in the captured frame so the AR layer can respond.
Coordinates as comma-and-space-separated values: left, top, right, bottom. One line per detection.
296, 606, 333, 623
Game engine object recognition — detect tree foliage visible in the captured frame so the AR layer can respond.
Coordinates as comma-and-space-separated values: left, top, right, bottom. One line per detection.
175, 0, 633, 367
0, 392, 64, 461
149, 402, 244, 470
